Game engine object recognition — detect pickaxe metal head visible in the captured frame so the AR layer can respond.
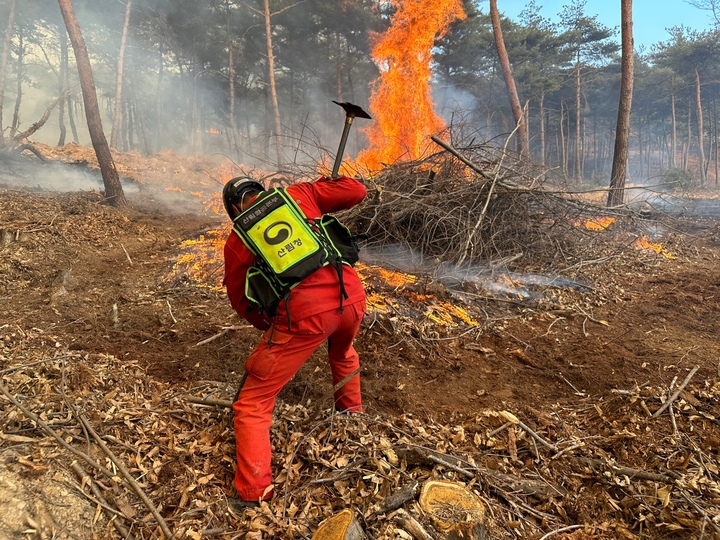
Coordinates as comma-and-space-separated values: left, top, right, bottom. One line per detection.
330, 101, 372, 178
332, 101, 372, 120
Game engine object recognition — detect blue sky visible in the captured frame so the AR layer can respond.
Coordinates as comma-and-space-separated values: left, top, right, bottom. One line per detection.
501, 0, 717, 51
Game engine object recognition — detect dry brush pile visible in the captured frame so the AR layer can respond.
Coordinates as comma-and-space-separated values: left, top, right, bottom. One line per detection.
337, 140, 654, 279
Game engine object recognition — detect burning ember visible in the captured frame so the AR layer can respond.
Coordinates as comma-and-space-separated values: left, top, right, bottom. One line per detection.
634, 236, 676, 259
357, 264, 477, 327
170, 227, 229, 289
573, 217, 616, 230
357, 0, 465, 171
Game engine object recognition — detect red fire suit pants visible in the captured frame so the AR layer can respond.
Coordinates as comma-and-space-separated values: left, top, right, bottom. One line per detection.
232, 300, 365, 501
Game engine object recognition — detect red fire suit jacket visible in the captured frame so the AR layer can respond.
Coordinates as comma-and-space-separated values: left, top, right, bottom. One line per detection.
223, 176, 367, 330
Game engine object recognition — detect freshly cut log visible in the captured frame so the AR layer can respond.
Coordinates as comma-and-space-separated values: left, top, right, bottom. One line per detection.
312, 508, 365, 540
418, 479, 486, 536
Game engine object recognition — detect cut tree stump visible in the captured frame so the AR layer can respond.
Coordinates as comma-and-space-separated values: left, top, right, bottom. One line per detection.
312, 508, 365, 540
418, 479, 486, 539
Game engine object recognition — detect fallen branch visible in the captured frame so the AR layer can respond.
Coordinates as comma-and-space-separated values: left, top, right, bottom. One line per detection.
378, 482, 420, 514
121, 243, 133, 266
500, 411, 559, 453
577, 458, 678, 483
187, 395, 233, 408
71, 461, 136, 540
539, 525, 584, 540
0, 380, 119, 482
393, 509, 435, 540
430, 135, 491, 181
12, 91, 67, 144
78, 414, 175, 540
194, 325, 250, 347
333, 367, 361, 392
653, 366, 699, 418
399, 446, 564, 499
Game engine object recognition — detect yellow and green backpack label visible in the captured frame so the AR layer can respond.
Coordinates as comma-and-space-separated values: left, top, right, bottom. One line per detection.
233, 188, 330, 284
244, 203, 320, 275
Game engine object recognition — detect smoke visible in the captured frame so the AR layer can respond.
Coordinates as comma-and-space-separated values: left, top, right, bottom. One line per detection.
360, 243, 591, 301
0, 157, 212, 215
0, 158, 132, 192
433, 83, 479, 124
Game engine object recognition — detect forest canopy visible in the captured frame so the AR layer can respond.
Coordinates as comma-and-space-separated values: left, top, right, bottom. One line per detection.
0, 0, 719, 188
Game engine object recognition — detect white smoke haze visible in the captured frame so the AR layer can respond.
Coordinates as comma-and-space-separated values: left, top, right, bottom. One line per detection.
4, 1, 718, 225
360, 243, 592, 301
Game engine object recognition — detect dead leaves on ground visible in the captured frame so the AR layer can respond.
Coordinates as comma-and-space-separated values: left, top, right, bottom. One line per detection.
2, 327, 720, 538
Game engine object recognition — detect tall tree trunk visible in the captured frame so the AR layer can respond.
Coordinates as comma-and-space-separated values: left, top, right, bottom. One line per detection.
539, 93, 546, 166
489, 0, 529, 158
152, 48, 164, 152
335, 34, 343, 101
0, 0, 17, 147
607, 0, 634, 207
670, 91, 677, 168
57, 0, 126, 207
639, 124, 644, 179
224, 0, 239, 160
560, 99, 567, 176
68, 93, 79, 142
263, 0, 283, 165
684, 98, 692, 170
695, 66, 706, 185
714, 96, 719, 185
10, 28, 22, 138
228, 37, 240, 158
575, 59, 582, 181
58, 27, 68, 146
110, 0, 132, 149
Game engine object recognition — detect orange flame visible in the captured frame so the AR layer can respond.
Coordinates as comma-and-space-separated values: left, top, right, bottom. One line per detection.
357, 0, 465, 172
170, 226, 229, 289
573, 217, 616, 230
634, 236, 676, 259
356, 264, 476, 326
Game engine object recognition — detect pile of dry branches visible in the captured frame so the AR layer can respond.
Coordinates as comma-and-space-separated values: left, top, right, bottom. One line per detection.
338, 141, 639, 276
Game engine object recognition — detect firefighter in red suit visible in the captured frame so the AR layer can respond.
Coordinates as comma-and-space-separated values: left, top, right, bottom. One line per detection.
222, 175, 367, 507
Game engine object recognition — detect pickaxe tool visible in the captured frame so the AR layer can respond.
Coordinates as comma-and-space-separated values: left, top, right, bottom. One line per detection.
330, 100, 371, 179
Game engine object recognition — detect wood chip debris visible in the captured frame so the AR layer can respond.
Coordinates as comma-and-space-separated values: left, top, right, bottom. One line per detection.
2, 329, 720, 538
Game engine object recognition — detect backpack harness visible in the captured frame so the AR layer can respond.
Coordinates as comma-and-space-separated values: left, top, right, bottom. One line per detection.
232, 188, 361, 329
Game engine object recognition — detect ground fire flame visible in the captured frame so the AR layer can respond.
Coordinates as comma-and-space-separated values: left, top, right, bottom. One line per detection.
573, 216, 616, 230
634, 235, 676, 259
358, 264, 477, 327
170, 243, 478, 328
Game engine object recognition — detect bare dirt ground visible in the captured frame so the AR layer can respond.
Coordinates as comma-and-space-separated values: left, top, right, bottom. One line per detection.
1, 144, 720, 539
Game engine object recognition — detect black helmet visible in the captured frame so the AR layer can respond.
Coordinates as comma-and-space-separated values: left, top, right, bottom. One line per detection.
222, 177, 264, 219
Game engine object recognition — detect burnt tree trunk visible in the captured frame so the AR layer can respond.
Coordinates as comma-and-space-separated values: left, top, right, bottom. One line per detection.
607, 0, 634, 207
671, 90, 677, 168
224, 0, 240, 160
684, 97, 692, 170
575, 61, 582, 181
560, 99, 568, 176
57, 0, 127, 207
58, 27, 68, 146
539, 93, 546, 166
